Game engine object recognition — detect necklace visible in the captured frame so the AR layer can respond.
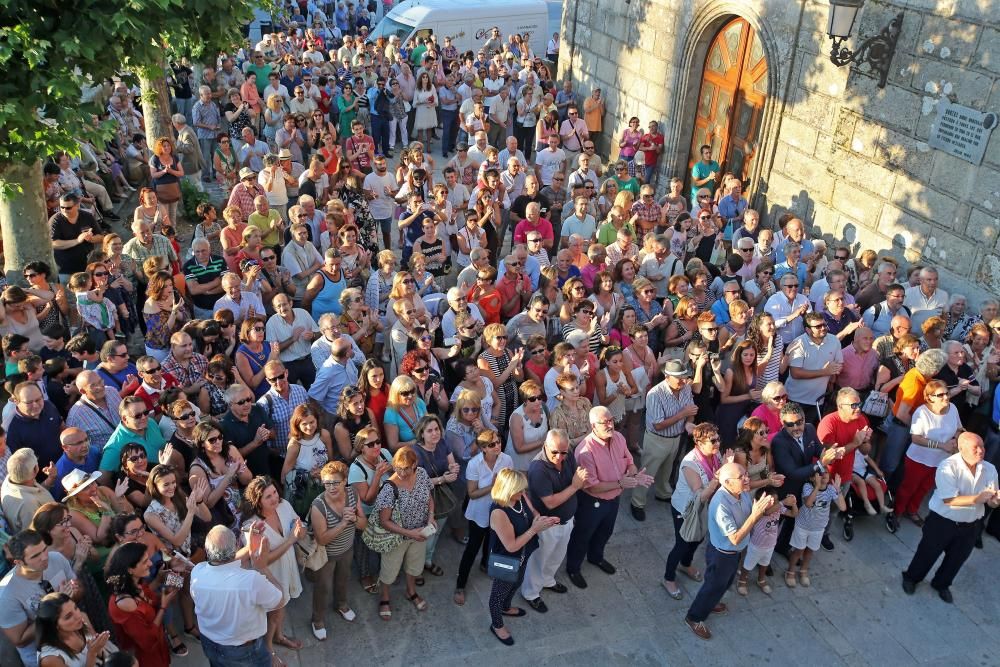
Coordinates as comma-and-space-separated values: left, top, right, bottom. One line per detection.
512, 498, 524, 514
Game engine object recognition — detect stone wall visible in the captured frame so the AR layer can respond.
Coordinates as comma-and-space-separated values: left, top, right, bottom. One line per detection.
560, 0, 1000, 303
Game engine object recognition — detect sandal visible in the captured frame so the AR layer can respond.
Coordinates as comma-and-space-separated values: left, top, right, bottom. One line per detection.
454, 589, 466, 606
661, 579, 683, 600
168, 635, 188, 657
757, 577, 773, 595
362, 577, 380, 594
274, 635, 303, 650
784, 570, 798, 588
378, 600, 392, 621
406, 592, 428, 611
415, 576, 425, 587
799, 570, 811, 587
681, 566, 703, 583
736, 574, 749, 596
425, 562, 444, 576
183, 625, 200, 640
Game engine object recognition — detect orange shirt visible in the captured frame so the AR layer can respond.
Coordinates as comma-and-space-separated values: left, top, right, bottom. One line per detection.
892, 369, 928, 420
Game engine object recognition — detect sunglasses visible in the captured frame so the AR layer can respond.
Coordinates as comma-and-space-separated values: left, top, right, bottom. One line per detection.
128, 409, 153, 420
266, 372, 287, 383
127, 452, 147, 463
400, 389, 416, 397
839, 402, 862, 410
462, 406, 481, 414
234, 397, 254, 406
175, 411, 195, 421
783, 419, 804, 428
142, 366, 162, 374
23, 272, 39, 279
205, 435, 223, 445
412, 366, 429, 374
524, 395, 543, 403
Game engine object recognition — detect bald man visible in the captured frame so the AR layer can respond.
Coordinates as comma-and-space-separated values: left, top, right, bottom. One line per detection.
902, 433, 1000, 603
52, 427, 102, 501
684, 459, 774, 640
66, 370, 122, 450
309, 336, 358, 414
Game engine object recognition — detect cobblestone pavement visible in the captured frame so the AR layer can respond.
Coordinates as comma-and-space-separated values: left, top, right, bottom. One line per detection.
172, 496, 1000, 667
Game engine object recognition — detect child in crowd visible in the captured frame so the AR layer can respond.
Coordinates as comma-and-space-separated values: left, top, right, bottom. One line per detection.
738, 488, 797, 596
70, 272, 118, 344
851, 447, 890, 516
787, 470, 846, 588
39, 323, 82, 376
2, 333, 31, 377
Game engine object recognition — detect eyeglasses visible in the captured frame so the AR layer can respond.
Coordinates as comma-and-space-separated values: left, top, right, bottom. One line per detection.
723, 473, 751, 482
783, 419, 804, 428
400, 389, 416, 397
774, 395, 789, 403
175, 411, 195, 421
930, 392, 949, 399
128, 409, 153, 420
234, 397, 254, 406
524, 395, 543, 402
322, 479, 344, 487
127, 452, 147, 463
65, 437, 90, 447
412, 366, 429, 374
205, 435, 223, 445
141, 365, 162, 374
839, 402, 862, 410
266, 372, 287, 383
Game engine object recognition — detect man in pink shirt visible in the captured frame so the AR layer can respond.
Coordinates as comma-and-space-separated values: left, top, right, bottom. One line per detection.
513, 202, 554, 251
565, 406, 653, 588
836, 326, 878, 393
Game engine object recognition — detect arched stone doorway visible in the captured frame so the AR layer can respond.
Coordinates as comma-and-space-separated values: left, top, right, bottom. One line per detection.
685, 16, 769, 193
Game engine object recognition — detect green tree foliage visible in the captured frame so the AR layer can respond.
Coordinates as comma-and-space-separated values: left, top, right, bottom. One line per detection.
0, 0, 265, 193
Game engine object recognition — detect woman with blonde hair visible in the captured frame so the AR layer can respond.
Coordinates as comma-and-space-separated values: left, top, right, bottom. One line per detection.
383, 375, 428, 452
385, 270, 429, 330
263, 93, 286, 143
486, 468, 558, 645
478, 323, 524, 442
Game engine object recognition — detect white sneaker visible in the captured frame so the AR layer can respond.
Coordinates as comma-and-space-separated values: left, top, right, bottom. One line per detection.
311, 623, 327, 640
865, 504, 877, 516
338, 608, 357, 622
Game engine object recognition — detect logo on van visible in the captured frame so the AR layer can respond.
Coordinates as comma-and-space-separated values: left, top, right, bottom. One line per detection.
474, 27, 491, 40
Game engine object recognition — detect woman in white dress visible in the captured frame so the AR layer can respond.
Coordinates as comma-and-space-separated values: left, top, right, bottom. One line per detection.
506, 380, 549, 472
413, 71, 438, 147
241, 476, 307, 662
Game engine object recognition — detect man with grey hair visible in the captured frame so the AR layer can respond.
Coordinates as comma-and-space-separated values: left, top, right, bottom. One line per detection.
191, 525, 283, 667
67, 369, 122, 450
904, 266, 949, 333
521, 429, 588, 613
172, 112, 204, 190
191, 84, 221, 182
220, 383, 275, 478
506, 295, 549, 351
310, 312, 365, 370
214, 272, 265, 323
457, 247, 490, 293
1, 449, 55, 532
856, 261, 898, 312
183, 237, 226, 319
441, 287, 485, 341
881, 348, 949, 498
565, 406, 652, 589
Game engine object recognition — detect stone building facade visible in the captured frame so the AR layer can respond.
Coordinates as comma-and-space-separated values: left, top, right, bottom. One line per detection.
559, 0, 1000, 303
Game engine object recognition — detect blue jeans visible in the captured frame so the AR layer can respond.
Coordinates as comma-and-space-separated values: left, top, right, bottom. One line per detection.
371, 115, 390, 155
643, 164, 656, 185
200, 636, 270, 667
199, 137, 217, 179
880, 418, 911, 491
440, 108, 458, 155
686, 543, 740, 623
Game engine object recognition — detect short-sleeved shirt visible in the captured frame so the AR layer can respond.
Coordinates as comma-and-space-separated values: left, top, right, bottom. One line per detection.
383, 399, 428, 444
690, 160, 720, 200
817, 412, 869, 481
708, 488, 752, 552
466, 452, 513, 528
786, 333, 843, 405
49, 211, 99, 274
373, 467, 432, 530
183, 255, 226, 310
248, 209, 284, 247
907, 404, 961, 468
749, 504, 788, 550
928, 454, 999, 522
100, 422, 167, 472
575, 431, 633, 501
645, 381, 693, 437
349, 450, 393, 514
0, 551, 74, 667
527, 449, 578, 524
892, 369, 929, 419
797, 483, 840, 531
220, 406, 274, 476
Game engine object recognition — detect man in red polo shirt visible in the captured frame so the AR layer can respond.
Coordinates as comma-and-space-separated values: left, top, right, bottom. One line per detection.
496, 254, 531, 319
513, 201, 554, 251
817, 387, 872, 487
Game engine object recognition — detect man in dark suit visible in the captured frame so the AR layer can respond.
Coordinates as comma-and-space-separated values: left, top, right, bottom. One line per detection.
772, 402, 841, 555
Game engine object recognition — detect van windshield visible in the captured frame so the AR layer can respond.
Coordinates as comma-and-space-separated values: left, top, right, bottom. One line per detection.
368, 16, 413, 43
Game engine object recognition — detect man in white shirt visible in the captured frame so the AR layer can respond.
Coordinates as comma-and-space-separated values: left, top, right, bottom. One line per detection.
467, 130, 491, 165
534, 133, 566, 188
904, 266, 949, 334
263, 72, 290, 106
785, 311, 843, 423
765, 273, 811, 345
558, 105, 589, 174
214, 273, 266, 323
191, 525, 284, 662
487, 85, 512, 149
560, 196, 597, 248
363, 154, 398, 250
497, 135, 526, 169
901, 433, 1000, 603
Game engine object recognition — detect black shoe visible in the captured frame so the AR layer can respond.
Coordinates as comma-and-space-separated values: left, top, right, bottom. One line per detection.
525, 597, 548, 613
886, 513, 899, 533
567, 571, 588, 589
821, 534, 835, 552
591, 559, 616, 575
935, 587, 954, 604
901, 573, 916, 595
544, 582, 568, 594
630, 504, 646, 522
490, 625, 515, 646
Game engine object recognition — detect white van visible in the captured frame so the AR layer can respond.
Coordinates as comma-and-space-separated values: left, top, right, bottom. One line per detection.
368, 0, 557, 62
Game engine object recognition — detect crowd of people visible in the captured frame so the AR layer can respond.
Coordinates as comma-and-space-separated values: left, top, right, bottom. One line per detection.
4, 3, 1000, 666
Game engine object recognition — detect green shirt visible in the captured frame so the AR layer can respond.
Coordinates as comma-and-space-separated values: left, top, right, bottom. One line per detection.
248, 209, 283, 247
100, 422, 166, 472
596, 221, 636, 247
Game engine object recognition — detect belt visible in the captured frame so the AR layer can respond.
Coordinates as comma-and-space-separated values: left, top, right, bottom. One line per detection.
712, 545, 739, 555
646, 430, 683, 439
929, 511, 977, 528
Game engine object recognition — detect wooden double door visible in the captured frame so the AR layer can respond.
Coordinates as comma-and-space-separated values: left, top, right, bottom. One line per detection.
687, 17, 768, 191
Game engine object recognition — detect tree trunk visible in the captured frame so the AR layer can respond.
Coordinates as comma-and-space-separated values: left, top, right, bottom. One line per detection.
0, 160, 57, 285
138, 61, 174, 145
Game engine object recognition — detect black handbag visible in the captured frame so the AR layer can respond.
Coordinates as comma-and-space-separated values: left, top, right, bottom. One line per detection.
487, 552, 522, 583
